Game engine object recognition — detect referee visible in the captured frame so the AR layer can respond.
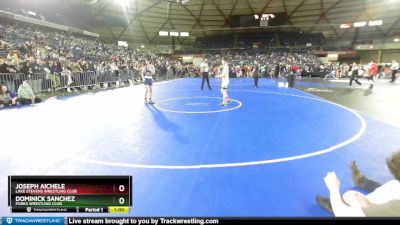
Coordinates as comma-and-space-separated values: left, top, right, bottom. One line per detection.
200, 59, 212, 90
349, 62, 362, 87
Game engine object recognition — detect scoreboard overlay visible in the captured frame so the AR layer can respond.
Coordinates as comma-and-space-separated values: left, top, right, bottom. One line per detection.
8, 176, 132, 213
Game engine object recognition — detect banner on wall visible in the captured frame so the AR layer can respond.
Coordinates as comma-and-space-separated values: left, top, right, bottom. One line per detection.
355, 45, 374, 50
327, 54, 339, 61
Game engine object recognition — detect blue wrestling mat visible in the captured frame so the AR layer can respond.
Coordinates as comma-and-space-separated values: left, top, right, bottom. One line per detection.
1, 78, 399, 216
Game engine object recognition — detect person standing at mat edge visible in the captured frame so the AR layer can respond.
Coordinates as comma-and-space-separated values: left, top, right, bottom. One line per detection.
143, 60, 155, 104
253, 61, 260, 88
349, 62, 362, 87
390, 60, 399, 83
200, 59, 212, 90
367, 60, 378, 89
218, 57, 230, 106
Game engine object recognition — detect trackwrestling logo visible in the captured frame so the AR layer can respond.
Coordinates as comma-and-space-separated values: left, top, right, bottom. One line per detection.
2, 217, 64, 225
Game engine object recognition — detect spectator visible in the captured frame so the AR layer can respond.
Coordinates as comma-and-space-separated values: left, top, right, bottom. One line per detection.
61, 66, 73, 92
17, 80, 41, 105
316, 151, 400, 217
28, 56, 40, 74
383, 65, 392, 78
0, 57, 8, 73
19, 60, 30, 75
0, 57, 16, 73
0, 83, 17, 107
110, 61, 120, 87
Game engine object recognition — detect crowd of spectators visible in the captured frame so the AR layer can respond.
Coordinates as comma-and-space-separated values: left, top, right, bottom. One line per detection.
0, 19, 184, 108
0, 20, 187, 107
3, 18, 396, 110
202, 49, 321, 78
0, 19, 178, 76
0, 19, 325, 96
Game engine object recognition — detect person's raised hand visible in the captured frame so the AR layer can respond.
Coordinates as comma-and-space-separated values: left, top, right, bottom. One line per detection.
324, 172, 341, 191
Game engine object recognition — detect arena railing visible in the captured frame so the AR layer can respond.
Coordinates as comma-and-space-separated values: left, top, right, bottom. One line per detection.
0, 69, 185, 96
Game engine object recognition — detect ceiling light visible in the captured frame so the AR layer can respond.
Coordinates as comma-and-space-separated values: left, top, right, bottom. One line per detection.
159, 31, 169, 36
170, 31, 179, 37
368, 20, 383, 26
340, 23, 352, 29
353, 21, 367, 27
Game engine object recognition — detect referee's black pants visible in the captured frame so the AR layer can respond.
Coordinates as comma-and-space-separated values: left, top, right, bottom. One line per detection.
349, 74, 361, 86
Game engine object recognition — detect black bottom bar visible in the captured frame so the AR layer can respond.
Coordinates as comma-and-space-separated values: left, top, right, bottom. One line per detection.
66, 217, 400, 225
